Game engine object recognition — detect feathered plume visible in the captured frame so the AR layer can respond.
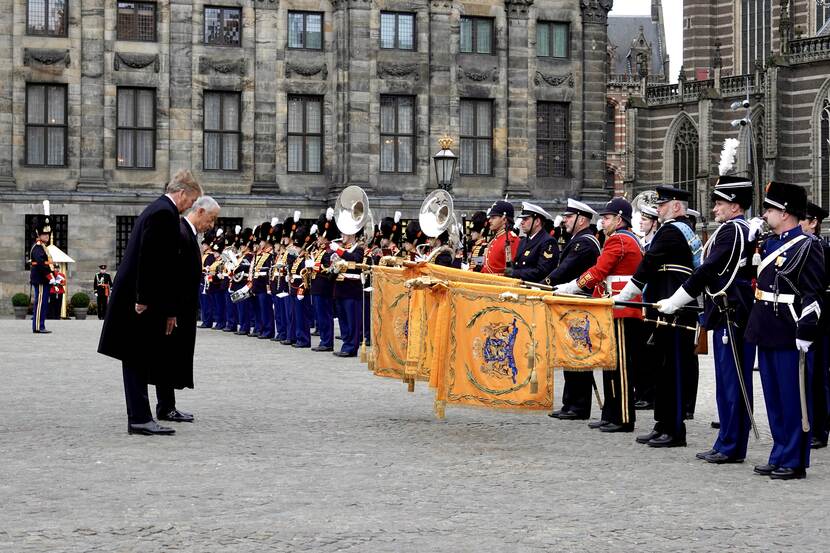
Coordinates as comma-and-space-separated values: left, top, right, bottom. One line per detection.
234, 225, 242, 235
553, 215, 563, 228
326, 207, 334, 220
394, 211, 401, 223
718, 138, 740, 176
271, 217, 279, 227
293, 210, 301, 221
43, 200, 50, 216
216, 228, 224, 237
310, 224, 318, 235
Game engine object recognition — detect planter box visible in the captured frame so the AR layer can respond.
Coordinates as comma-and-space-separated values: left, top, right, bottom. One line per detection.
74, 308, 88, 320
13, 306, 27, 320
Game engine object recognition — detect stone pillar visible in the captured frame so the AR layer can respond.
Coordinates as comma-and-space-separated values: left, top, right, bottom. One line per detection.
697, 96, 713, 211
580, 0, 613, 201
504, 0, 533, 199
251, 2, 280, 194
169, 0, 194, 177
427, 1, 455, 192
77, 0, 106, 190
0, 0, 13, 188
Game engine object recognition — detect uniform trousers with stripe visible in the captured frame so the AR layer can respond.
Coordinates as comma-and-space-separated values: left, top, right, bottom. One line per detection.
236, 296, 254, 333
272, 294, 284, 340
290, 295, 311, 347
199, 289, 213, 326
313, 294, 334, 348
810, 335, 830, 445
32, 284, 48, 332
224, 292, 238, 331
255, 292, 274, 339
210, 290, 226, 329
711, 323, 756, 459
338, 297, 362, 355
601, 318, 642, 426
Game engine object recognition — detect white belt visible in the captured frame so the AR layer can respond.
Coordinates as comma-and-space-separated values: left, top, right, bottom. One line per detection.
339, 273, 361, 280
658, 264, 693, 275
754, 289, 795, 304
605, 275, 632, 285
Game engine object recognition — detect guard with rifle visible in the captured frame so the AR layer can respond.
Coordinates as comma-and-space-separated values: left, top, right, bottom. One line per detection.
545, 199, 602, 421
480, 200, 519, 275
505, 202, 559, 282
655, 176, 757, 463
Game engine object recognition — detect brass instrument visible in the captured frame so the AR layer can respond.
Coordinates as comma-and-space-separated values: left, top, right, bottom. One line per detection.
418, 189, 461, 263
334, 185, 370, 236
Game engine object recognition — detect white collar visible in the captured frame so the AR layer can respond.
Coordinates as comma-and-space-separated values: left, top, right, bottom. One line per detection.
184, 217, 197, 236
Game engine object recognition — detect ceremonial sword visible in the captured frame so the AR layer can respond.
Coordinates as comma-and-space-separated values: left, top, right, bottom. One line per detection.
799, 351, 811, 433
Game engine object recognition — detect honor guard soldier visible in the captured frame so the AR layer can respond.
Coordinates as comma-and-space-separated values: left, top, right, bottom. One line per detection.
230, 228, 255, 335
94, 265, 113, 320
402, 220, 428, 261
481, 200, 520, 275
801, 202, 830, 449
280, 213, 302, 345
555, 197, 644, 432
288, 222, 313, 348
48, 264, 66, 320
251, 222, 275, 339
634, 203, 660, 409
207, 233, 227, 330
639, 205, 660, 251
428, 228, 455, 267
379, 212, 403, 258
617, 186, 701, 448
505, 202, 559, 282
656, 176, 756, 463
274, 217, 294, 343
467, 211, 489, 271
545, 199, 602, 420
746, 182, 825, 479
199, 231, 215, 328
30, 216, 56, 333
311, 209, 338, 352
331, 227, 365, 358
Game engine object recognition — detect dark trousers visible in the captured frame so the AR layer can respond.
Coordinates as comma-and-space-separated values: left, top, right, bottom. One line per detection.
561, 371, 594, 417
313, 294, 334, 348
362, 291, 372, 346
758, 347, 814, 469
652, 326, 696, 439
256, 293, 274, 339
97, 293, 108, 320
32, 284, 48, 332
684, 348, 700, 417
48, 293, 62, 319
275, 295, 288, 340
199, 290, 213, 326
711, 324, 756, 459
122, 361, 152, 424
236, 297, 253, 333
338, 297, 362, 355
156, 385, 176, 414
224, 293, 237, 330
601, 318, 642, 426
210, 291, 226, 329
634, 324, 657, 404
811, 335, 830, 445
291, 295, 311, 347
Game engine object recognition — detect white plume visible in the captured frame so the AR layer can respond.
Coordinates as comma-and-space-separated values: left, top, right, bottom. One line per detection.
271, 217, 279, 227
234, 225, 241, 235
43, 200, 50, 216
216, 228, 224, 237
553, 215, 563, 228
293, 210, 301, 221
394, 211, 401, 223
718, 138, 740, 176
326, 207, 334, 220
310, 224, 318, 235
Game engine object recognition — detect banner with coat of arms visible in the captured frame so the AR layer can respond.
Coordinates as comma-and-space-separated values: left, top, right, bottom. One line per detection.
369, 266, 411, 380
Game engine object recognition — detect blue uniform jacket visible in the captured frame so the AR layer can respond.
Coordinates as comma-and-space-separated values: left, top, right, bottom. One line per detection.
29, 242, 53, 285
512, 230, 559, 283
334, 246, 365, 299
544, 228, 600, 285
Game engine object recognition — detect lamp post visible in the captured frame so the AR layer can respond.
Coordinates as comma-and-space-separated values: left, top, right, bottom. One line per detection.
433, 136, 458, 193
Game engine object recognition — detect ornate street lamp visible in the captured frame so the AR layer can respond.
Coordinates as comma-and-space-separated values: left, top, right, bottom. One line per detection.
433, 136, 458, 192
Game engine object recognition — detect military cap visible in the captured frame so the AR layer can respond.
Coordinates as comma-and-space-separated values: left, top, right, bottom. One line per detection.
655, 185, 691, 204
763, 181, 807, 219
99, 264, 107, 270
518, 201, 553, 221
597, 197, 633, 224
469, 211, 488, 234
563, 198, 597, 219
317, 207, 339, 241
640, 204, 659, 220
292, 223, 310, 247
712, 175, 753, 210
380, 211, 403, 243
805, 201, 828, 222
257, 222, 272, 242
405, 220, 428, 246
32, 215, 51, 237
488, 200, 515, 219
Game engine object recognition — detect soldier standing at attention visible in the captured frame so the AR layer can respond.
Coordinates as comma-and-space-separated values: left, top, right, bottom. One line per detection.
505, 202, 558, 283
94, 265, 113, 320
30, 216, 56, 334
480, 201, 519, 275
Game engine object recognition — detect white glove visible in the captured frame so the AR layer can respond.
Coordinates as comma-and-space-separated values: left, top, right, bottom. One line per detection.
461, 262, 470, 271
297, 294, 304, 301
656, 287, 695, 315
796, 339, 812, 353
49, 278, 58, 285
615, 280, 642, 303
414, 254, 428, 263
748, 217, 765, 241
304, 258, 315, 269
553, 280, 581, 295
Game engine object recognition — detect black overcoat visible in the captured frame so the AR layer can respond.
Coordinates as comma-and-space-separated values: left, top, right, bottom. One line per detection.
98, 195, 179, 373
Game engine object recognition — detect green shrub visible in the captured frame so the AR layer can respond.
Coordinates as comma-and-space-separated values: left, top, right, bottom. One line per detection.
70, 292, 91, 309
12, 293, 29, 307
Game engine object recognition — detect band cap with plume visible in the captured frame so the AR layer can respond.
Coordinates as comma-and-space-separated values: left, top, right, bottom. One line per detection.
713, 138, 753, 209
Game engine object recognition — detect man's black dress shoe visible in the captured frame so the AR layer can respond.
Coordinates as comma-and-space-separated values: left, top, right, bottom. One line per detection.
311, 330, 319, 337
753, 463, 778, 475
647, 434, 687, 448
696, 448, 717, 460
235, 330, 247, 336
600, 423, 634, 433
810, 437, 827, 449
128, 420, 175, 435
685, 412, 695, 420
634, 400, 653, 410
312, 346, 334, 352
33, 329, 52, 334
222, 327, 236, 333
770, 467, 806, 480
548, 409, 563, 419
333, 351, 356, 358
704, 452, 744, 464
292, 343, 310, 348
157, 409, 194, 423
199, 324, 211, 329
280, 339, 294, 345
636, 430, 661, 444
258, 335, 273, 340
588, 419, 609, 429
711, 421, 721, 429
554, 410, 588, 421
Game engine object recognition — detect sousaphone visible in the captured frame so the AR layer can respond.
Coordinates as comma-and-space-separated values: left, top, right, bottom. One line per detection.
334, 185, 370, 235
419, 189, 454, 239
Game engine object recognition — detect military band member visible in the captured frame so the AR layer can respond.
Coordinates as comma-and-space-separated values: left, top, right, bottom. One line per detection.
378, 213, 403, 258
403, 220, 428, 262
230, 228, 255, 335
618, 186, 700, 448
287, 223, 313, 348
94, 265, 112, 320
199, 233, 215, 328
555, 198, 643, 432
221, 227, 240, 333
467, 211, 489, 271
801, 202, 830, 449
505, 202, 558, 282
634, 203, 659, 410
251, 222, 275, 339
656, 176, 755, 463
481, 201, 520, 275
546, 199, 602, 420
332, 231, 365, 358
30, 216, 56, 333
280, 214, 302, 345
427, 229, 455, 267
274, 218, 294, 343
311, 209, 338, 352
745, 182, 824, 479
639, 205, 660, 251
207, 234, 228, 330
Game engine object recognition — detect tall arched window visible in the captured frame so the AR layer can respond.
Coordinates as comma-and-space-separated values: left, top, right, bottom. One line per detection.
821, 98, 830, 210
741, 0, 771, 74
673, 118, 698, 208
606, 103, 616, 151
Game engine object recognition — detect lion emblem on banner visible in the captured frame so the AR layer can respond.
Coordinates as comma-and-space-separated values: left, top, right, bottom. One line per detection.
558, 309, 606, 360
472, 318, 520, 383
567, 314, 592, 352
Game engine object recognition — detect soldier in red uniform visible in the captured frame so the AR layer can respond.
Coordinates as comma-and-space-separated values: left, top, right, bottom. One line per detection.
555, 197, 644, 432
481, 200, 519, 275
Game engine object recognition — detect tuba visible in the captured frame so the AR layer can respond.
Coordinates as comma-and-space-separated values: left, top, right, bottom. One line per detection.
334, 185, 370, 236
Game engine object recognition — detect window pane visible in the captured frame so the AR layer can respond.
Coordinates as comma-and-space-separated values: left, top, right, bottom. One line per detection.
47, 86, 65, 124
305, 99, 321, 134
136, 90, 154, 128
204, 93, 221, 130
537, 24, 550, 57
398, 97, 414, 134
222, 94, 239, 132
380, 137, 395, 172
223, 9, 241, 45
399, 14, 414, 50
288, 13, 304, 48
136, 130, 154, 168
118, 129, 134, 167
460, 101, 474, 135
460, 138, 474, 174
205, 8, 221, 43
476, 20, 492, 54
460, 19, 472, 53
537, 104, 550, 139
306, 137, 321, 172
47, 128, 64, 165
137, 3, 156, 41
306, 14, 322, 49
27, 127, 45, 165
398, 137, 413, 172
223, 134, 239, 170
28, 86, 45, 124
537, 143, 549, 177
477, 139, 491, 174
380, 13, 395, 49
50, 0, 66, 34
552, 142, 568, 177
118, 89, 134, 126
287, 136, 303, 172
117, 3, 136, 40
553, 23, 568, 57
380, 97, 396, 134
204, 132, 221, 170
476, 102, 491, 137
288, 98, 303, 133
28, 0, 46, 33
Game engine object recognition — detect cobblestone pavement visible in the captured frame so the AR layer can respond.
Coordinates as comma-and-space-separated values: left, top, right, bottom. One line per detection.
1, 319, 829, 552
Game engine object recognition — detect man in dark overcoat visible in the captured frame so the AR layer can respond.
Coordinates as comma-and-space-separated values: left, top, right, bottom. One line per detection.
98, 170, 203, 435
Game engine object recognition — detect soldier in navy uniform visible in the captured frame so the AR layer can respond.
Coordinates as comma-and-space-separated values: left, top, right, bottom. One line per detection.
251, 222, 275, 339
268, 220, 286, 341
287, 223, 312, 348
198, 232, 215, 328
311, 209, 337, 352
505, 202, 559, 283
639, 205, 660, 251
230, 228, 255, 335
801, 202, 830, 449
545, 199, 602, 420
656, 176, 756, 463
94, 265, 113, 320
30, 216, 56, 334
332, 228, 365, 358
221, 228, 239, 333
280, 214, 301, 345
207, 234, 227, 329
746, 182, 825, 479
618, 186, 701, 448
428, 229, 454, 267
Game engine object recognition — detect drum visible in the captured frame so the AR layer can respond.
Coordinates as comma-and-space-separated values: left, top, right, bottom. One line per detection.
230, 285, 252, 304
